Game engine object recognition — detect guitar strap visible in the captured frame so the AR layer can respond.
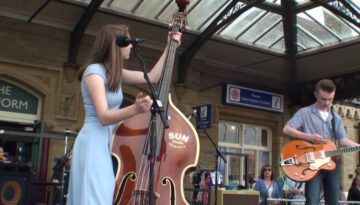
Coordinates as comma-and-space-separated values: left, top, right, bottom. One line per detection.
296, 182, 303, 189
331, 110, 339, 148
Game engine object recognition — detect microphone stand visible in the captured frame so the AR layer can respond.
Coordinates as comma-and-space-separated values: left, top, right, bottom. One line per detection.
132, 43, 168, 205
192, 112, 227, 205
59, 129, 72, 205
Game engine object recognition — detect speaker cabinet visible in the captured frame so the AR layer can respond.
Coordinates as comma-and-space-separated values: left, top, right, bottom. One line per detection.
0, 163, 31, 205
210, 189, 259, 205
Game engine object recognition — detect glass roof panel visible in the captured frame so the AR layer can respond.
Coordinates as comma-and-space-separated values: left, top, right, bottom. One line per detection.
238, 12, 282, 44
195, 2, 246, 32
134, 0, 173, 19
304, 8, 359, 39
256, 22, 284, 50
265, 0, 310, 5
322, 7, 360, 34
271, 38, 285, 51
297, 13, 339, 45
296, 6, 360, 51
297, 28, 322, 50
106, 0, 139, 12
295, 0, 311, 4
265, 0, 281, 5
70, 0, 360, 54
297, 45, 305, 52
156, 1, 202, 25
186, 0, 228, 31
218, 7, 266, 39
347, 0, 360, 13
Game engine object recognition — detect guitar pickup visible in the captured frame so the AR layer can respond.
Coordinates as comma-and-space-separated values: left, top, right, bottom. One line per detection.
305, 152, 315, 162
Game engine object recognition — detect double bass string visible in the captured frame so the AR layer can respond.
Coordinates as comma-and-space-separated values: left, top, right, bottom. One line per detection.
134, 28, 180, 204
154, 27, 180, 155
134, 133, 151, 204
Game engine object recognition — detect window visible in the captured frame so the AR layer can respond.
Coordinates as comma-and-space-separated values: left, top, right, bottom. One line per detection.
218, 121, 272, 187
218, 122, 240, 144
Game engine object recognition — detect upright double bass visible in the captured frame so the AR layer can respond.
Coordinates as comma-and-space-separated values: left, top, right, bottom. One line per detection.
111, 1, 199, 204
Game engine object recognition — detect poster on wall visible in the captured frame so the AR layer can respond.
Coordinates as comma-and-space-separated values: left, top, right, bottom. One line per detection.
223, 84, 283, 113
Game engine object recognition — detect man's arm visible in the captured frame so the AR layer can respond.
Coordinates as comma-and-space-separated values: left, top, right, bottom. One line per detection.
339, 137, 360, 147
283, 125, 327, 144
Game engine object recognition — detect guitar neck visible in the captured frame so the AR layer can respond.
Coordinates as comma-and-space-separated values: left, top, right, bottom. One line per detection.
325, 146, 360, 157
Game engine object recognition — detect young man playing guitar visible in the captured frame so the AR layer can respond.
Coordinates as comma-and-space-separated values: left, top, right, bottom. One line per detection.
283, 79, 360, 205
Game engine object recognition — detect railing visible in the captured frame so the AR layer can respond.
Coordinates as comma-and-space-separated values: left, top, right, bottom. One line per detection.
267, 198, 360, 204
184, 188, 360, 205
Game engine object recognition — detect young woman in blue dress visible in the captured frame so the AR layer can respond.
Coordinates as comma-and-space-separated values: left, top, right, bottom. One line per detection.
68, 24, 181, 205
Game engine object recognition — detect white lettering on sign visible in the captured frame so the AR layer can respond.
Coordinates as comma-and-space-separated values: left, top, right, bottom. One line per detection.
251, 93, 261, 99
0, 85, 11, 95
0, 97, 29, 110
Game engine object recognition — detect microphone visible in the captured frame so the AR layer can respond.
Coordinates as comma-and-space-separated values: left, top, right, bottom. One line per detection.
187, 109, 197, 120
116, 36, 144, 47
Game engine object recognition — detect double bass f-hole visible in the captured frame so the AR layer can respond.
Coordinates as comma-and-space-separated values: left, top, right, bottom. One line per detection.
112, 0, 199, 205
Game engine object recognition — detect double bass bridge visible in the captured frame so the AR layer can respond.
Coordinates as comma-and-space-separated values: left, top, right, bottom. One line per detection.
133, 189, 160, 204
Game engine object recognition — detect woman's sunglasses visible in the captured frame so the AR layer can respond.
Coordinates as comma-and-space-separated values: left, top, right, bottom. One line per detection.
264, 168, 272, 172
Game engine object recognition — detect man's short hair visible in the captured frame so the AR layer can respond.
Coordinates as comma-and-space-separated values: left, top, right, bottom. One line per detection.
315, 79, 336, 93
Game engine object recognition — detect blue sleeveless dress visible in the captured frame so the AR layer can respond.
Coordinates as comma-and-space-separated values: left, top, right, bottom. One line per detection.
68, 64, 123, 205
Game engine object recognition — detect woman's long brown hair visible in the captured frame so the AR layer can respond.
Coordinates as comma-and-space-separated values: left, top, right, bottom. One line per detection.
78, 24, 129, 92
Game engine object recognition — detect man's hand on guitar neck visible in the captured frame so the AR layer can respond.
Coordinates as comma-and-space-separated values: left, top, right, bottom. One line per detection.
308, 133, 327, 144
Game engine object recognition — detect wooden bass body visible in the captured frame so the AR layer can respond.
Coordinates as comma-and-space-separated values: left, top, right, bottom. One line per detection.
112, 95, 199, 205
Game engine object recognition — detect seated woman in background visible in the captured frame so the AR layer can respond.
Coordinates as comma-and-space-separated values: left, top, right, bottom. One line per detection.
254, 164, 281, 205
348, 175, 360, 204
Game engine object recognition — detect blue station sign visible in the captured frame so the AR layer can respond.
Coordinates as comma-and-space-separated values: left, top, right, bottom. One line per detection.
194, 104, 212, 129
223, 84, 283, 113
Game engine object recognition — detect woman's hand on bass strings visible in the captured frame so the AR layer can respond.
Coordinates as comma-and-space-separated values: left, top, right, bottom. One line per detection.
167, 31, 182, 47
134, 92, 153, 113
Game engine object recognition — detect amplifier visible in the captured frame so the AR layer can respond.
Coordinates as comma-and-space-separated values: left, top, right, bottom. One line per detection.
210, 189, 259, 205
0, 163, 31, 205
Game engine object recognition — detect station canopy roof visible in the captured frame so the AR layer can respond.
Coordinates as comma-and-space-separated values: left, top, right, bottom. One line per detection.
72, 0, 360, 54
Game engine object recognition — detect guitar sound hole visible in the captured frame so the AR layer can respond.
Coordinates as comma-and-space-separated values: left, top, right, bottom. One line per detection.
296, 145, 315, 151
302, 168, 311, 175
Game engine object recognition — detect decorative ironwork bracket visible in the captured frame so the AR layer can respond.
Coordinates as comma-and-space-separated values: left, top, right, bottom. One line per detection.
313, 0, 360, 29
177, 0, 265, 84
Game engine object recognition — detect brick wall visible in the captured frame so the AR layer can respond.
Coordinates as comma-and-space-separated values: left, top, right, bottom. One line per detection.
332, 104, 360, 191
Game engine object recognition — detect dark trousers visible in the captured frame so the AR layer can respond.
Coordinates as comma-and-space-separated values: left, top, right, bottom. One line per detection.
192, 185, 200, 201
305, 161, 340, 205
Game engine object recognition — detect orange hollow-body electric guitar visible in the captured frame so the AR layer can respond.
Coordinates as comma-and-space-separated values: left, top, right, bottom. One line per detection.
280, 140, 360, 182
